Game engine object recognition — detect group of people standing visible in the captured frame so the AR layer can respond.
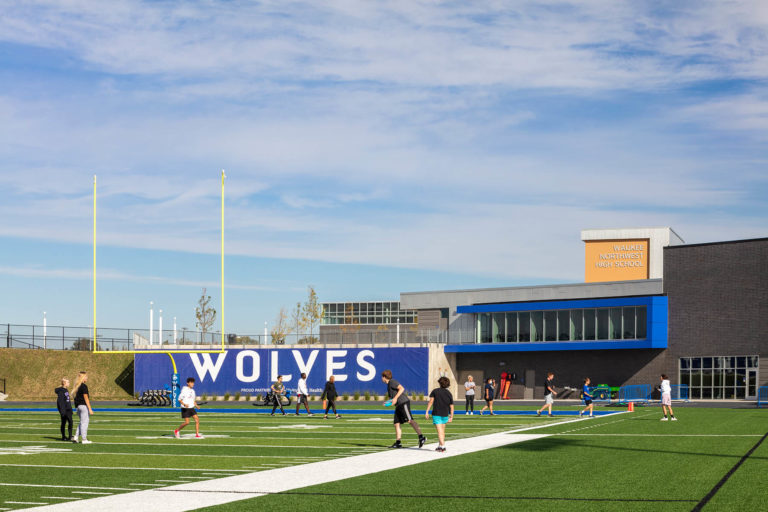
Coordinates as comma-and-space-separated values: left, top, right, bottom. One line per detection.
54, 371, 94, 443
266, 373, 342, 419
462, 375, 498, 416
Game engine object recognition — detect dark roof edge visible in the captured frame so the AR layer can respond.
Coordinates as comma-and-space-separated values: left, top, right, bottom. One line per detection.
401, 279, 662, 296
664, 236, 768, 250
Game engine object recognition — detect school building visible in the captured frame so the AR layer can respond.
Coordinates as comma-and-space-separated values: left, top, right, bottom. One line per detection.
400, 228, 768, 401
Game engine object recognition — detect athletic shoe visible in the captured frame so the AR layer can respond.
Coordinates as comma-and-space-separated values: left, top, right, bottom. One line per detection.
323, 415, 328, 419
308, 413, 314, 417
465, 411, 469, 415
389, 441, 403, 449
282, 412, 287, 416
418, 435, 427, 448
72, 437, 79, 443
470, 411, 474, 415
660, 417, 668, 421
671, 417, 678, 421
195, 434, 205, 439
61, 437, 68, 441
536, 412, 541, 417
579, 411, 583, 417
335, 414, 341, 419
295, 413, 300, 416
588, 415, 593, 418
270, 413, 275, 416
435, 446, 445, 452
548, 414, 554, 417
81, 439, 92, 444
173, 429, 180, 439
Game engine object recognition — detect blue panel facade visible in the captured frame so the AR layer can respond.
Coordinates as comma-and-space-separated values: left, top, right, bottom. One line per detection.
449, 296, 667, 353
134, 347, 429, 396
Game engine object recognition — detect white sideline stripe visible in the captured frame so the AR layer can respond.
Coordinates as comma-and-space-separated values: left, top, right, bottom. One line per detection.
18, 451, 338, 459
0, 483, 133, 491
130, 484, 165, 487
6, 502, 48, 505
71, 492, 113, 495
22, 415, 599, 511
556, 433, 764, 437
0, 464, 250, 472
39, 498, 81, 500
154, 480, 188, 483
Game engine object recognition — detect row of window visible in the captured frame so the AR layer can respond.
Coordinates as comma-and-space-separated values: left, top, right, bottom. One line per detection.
679, 356, 759, 399
476, 306, 647, 343
321, 302, 417, 325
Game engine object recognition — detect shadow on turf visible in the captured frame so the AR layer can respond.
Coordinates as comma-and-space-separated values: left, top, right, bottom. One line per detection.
500, 436, 768, 461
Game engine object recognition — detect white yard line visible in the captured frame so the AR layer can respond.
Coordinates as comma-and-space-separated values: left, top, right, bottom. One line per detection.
0, 483, 133, 491
23, 414, 605, 512
38, 498, 81, 501
5, 502, 48, 505
0, 463, 250, 472
70, 492, 112, 495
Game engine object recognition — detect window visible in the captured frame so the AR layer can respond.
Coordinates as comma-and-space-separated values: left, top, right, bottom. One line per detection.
506, 313, 518, 342
583, 309, 596, 340
492, 313, 505, 343
597, 309, 609, 340
679, 356, 758, 401
622, 307, 635, 339
544, 311, 557, 341
531, 312, 543, 342
610, 308, 622, 340
518, 312, 530, 342
478, 314, 491, 343
570, 309, 583, 341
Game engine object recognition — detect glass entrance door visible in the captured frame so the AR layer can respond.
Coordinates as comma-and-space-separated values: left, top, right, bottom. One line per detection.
746, 369, 758, 400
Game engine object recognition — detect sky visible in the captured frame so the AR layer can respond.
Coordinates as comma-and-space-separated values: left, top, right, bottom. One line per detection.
1, 1, 767, 335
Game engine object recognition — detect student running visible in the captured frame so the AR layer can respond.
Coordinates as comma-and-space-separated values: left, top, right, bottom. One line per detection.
71, 371, 93, 444
174, 377, 203, 439
54, 378, 73, 441
425, 376, 454, 452
382, 369, 426, 449
579, 377, 594, 417
321, 375, 341, 419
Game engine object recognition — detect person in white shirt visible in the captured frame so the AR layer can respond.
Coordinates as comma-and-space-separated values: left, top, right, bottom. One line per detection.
295, 372, 313, 416
464, 375, 476, 415
659, 374, 676, 421
174, 377, 204, 438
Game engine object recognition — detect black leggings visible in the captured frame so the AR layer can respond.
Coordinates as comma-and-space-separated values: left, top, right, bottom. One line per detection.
324, 399, 337, 415
465, 395, 475, 412
60, 410, 73, 439
271, 395, 285, 414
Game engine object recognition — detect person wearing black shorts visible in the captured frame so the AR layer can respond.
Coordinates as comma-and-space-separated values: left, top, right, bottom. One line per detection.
382, 369, 426, 449
174, 377, 203, 439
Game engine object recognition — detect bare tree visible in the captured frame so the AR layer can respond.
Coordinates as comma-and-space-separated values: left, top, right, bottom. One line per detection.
302, 285, 323, 343
195, 288, 217, 337
291, 301, 304, 339
271, 307, 289, 345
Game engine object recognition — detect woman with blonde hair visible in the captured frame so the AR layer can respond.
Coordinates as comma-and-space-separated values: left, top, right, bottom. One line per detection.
72, 371, 94, 444
54, 378, 73, 441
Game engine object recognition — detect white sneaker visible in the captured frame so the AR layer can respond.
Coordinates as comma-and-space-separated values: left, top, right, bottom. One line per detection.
72, 437, 79, 443
470, 412, 474, 415
465, 412, 469, 415
671, 417, 678, 421
660, 417, 668, 421
81, 439, 93, 444
195, 434, 205, 439
174, 430, 180, 439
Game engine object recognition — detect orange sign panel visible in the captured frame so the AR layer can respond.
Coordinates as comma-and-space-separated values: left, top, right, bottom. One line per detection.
585, 239, 649, 282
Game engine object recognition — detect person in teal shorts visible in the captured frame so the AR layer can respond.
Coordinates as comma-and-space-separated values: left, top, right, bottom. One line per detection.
425, 376, 454, 452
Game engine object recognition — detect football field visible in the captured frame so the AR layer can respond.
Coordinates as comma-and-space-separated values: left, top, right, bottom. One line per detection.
0, 405, 765, 511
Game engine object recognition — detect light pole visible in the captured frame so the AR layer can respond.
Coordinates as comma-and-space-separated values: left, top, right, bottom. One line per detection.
173, 317, 177, 345
159, 309, 163, 346
264, 321, 268, 345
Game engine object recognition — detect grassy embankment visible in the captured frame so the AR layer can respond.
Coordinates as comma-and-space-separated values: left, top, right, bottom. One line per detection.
0, 348, 133, 400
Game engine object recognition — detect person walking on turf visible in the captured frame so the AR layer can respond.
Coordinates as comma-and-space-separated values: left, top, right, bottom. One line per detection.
425, 376, 454, 452
480, 377, 495, 415
579, 377, 594, 417
175, 377, 203, 438
55, 378, 73, 441
660, 374, 677, 421
382, 369, 426, 449
321, 375, 341, 419
295, 372, 313, 416
71, 371, 94, 444
464, 375, 476, 415
271, 375, 287, 416
537, 372, 557, 417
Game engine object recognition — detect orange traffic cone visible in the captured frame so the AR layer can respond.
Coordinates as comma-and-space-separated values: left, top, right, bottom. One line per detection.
628, 402, 634, 412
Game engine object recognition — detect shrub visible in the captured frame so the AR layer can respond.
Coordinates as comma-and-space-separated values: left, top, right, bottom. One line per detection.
353, 391, 361, 400
342, 392, 350, 401
256, 393, 262, 401
363, 391, 371, 400
201, 394, 207, 401
224, 392, 231, 401
245, 394, 251, 402
234, 392, 241, 401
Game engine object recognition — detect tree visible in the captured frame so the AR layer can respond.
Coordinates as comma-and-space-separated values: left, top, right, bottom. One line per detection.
195, 288, 217, 335
291, 301, 304, 337
271, 307, 289, 345
302, 285, 323, 340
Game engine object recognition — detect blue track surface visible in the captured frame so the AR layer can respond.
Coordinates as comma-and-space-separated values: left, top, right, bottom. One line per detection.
0, 407, 616, 416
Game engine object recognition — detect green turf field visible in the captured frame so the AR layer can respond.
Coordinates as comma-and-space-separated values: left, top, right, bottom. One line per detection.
0, 405, 765, 511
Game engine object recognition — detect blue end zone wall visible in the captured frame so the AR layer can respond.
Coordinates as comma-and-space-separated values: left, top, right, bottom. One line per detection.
448, 296, 667, 353
134, 347, 429, 397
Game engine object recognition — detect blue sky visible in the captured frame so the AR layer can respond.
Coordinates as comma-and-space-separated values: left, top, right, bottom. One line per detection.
1, 1, 767, 334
